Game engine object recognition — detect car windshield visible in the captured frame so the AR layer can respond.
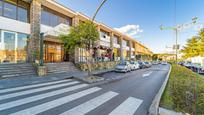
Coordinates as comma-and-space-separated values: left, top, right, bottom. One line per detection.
119, 62, 128, 65
130, 62, 134, 64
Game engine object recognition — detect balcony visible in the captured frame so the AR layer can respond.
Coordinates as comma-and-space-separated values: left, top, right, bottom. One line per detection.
113, 43, 120, 48
41, 23, 70, 36
100, 35, 111, 43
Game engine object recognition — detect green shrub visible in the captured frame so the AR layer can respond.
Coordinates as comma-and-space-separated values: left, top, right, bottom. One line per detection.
160, 64, 204, 115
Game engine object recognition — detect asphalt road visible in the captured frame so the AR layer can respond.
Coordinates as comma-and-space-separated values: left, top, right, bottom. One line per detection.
0, 64, 170, 115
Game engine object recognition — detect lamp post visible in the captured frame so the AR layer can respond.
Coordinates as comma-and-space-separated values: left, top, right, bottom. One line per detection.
39, 33, 44, 66
92, 0, 108, 22
160, 17, 198, 63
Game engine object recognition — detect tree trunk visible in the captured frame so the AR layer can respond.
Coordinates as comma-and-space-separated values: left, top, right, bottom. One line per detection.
85, 48, 92, 76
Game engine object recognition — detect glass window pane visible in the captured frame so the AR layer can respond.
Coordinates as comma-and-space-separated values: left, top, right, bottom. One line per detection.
17, 33, 29, 62
50, 13, 59, 27
41, 10, 50, 26
3, 2, 17, 19
3, 32, 16, 63
0, 1, 2, 16
18, 7, 28, 22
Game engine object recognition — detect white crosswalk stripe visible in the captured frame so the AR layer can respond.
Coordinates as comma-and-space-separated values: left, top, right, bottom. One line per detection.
60, 91, 118, 115
10, 87, 102, 115
0, 79, 73, 94
109, 97, 143, 115
0, 81, 79, 101
0, 84, 88, 111
0, 79, 144, 115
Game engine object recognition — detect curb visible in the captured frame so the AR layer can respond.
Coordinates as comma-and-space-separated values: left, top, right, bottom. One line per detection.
148, 64, 172, 115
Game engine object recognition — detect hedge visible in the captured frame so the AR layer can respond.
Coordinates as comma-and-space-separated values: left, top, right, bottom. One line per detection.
160, 64, 204, 115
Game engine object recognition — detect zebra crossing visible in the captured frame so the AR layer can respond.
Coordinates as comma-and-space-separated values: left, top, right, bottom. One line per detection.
0, 79, 143, 115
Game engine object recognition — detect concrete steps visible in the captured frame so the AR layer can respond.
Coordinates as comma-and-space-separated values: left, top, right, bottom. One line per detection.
0, 63, 36, 78
45, 62, 79, 75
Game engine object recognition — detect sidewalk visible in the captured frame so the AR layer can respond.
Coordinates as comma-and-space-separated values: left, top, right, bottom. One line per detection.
0, 69, 113, 89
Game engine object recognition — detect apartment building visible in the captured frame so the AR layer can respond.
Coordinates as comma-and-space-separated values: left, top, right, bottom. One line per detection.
0, 0, 152, 64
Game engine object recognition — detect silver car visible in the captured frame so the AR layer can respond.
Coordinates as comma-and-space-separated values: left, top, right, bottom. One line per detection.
115, 61, 131, 73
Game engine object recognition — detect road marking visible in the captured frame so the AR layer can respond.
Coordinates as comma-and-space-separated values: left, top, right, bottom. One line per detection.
142, 71, 153, 77
0, 84, 88, 111
60, 91, 118, 115
11, 87, 101, 115
109, 97, 143, 115
0, 81, 79, 101
0, 79, 73, 94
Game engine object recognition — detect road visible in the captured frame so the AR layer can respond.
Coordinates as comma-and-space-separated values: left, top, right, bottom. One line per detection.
0, 64, 170, 115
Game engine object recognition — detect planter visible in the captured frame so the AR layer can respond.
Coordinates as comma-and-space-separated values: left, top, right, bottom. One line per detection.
37, 66, 47, 76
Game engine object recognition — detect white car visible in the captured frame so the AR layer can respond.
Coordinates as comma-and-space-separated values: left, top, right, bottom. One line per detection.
130, 61, 140, 70
115, 61, 131, 73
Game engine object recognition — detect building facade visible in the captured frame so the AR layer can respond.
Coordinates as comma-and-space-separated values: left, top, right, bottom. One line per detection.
0, 0, 152, 64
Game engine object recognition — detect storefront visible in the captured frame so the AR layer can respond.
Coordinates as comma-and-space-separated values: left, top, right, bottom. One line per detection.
44, 41, 64, 63
0, 30, 29, 63
113, 48, 120, 61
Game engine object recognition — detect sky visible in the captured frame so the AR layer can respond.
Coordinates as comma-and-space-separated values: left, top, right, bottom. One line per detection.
57, 0, 204, 53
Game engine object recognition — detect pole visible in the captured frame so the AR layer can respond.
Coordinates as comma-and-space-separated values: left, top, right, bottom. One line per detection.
92, 0, 108, 22
175, 29, 178, 63
39, 33, 44, 66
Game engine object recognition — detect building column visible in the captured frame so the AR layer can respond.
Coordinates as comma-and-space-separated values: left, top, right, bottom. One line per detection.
110, 32, 114, 61
28, 0, 42, 62
72, 16, 79, 26
129, 41, 132, 60
72, 16, 80, 63
119, 37, 123, 61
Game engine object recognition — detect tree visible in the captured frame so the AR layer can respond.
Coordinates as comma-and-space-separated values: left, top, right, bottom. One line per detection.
181, 36, 200, 58
181, 28, 204, 58
198, 28, 204, 56
60, 21, 99, 76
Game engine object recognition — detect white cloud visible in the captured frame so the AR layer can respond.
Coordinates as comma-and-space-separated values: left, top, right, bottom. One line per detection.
114, 24, 143, 38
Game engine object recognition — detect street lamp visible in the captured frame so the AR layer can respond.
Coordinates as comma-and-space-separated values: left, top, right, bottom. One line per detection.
92, 0, 108, 22
39, 33, 44, 66
160, 17, 198, 63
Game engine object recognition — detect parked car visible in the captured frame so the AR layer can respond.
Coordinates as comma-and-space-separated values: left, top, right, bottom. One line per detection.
190, 63, 204, 74
152, 61, 159, 65
183, 62, 193, 69
138, 61, 146, 69
161, 61, 168, 65
144, 62, 151, 68
130, 61, 140, 70
115, 61, 131, 73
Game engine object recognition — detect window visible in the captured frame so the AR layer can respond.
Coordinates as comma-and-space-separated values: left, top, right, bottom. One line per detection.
18, 7, 28, 22
0, 1, 2, 16
41, 8, 72, 27
17, 33, 29, 49
3, 2, 17, 19
50, 13, 59, 27
0, 1, 29, 22
41, 10, 50, 26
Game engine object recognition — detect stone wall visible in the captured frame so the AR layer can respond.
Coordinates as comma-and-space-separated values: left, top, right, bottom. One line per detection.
28, 0, 42, 62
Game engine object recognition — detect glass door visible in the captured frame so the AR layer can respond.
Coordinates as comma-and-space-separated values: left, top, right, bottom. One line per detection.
1, 31, 17, 63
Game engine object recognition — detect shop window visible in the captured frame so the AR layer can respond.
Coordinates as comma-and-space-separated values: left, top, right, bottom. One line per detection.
17, 33, 29, 62
3, 2, 17, 19
18, 7, 28, 22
